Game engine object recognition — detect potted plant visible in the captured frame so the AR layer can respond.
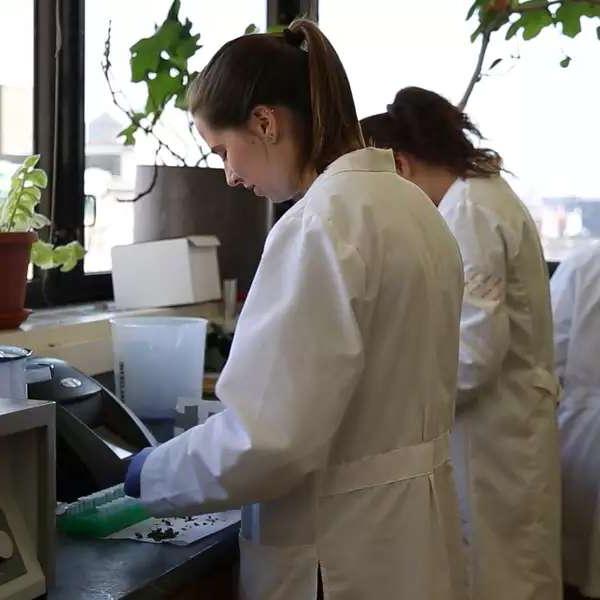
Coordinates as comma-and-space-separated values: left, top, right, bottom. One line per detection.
0, 155, 85, 329
101, 0, 267, 294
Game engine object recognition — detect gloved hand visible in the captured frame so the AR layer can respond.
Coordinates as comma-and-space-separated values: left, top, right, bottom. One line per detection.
124, 447, 154, 498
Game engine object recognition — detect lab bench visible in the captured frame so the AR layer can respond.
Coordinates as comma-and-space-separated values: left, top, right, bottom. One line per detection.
46, 521, 240, 599
41, 379, 240, 599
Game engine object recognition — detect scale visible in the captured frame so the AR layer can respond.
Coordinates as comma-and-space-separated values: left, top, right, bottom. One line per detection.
0, 399, 54, 600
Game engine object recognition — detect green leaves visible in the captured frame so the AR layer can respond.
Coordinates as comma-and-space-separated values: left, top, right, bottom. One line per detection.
553, 1, 600, 37
27, 169, 48, 188
468, 0, 513, 41
506, 7, 553, 40
560, 55, 572, 67
52, 241, 87, 272
467, 0, 490, 22
471, 10, 512, 42
0, 154, 49, 233
0, 154, 85, 270
129, 0, 200, 119
469, 1, 600, 42
117, 112, 146, 145
30, 240, 86, 272
144, 68, 186, 114
118, 122, 138, 146
31, 240, 55, 269
22, 155, 40, 170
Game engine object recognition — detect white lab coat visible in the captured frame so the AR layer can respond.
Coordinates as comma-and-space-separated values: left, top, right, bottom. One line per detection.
137, 148, 467, 599
439, 176, 562, 600
551, 243, 600, 598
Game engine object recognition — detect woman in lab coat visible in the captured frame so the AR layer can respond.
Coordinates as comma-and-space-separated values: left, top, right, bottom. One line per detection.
125, 24, 467, 600
362, 87, 562, 600
551, 244, 600, 598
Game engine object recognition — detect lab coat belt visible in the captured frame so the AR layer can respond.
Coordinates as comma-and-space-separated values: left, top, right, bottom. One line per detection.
320, 432, 450, 497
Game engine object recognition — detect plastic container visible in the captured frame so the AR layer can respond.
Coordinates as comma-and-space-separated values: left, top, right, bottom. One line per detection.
0, 345, 31, 400
57, 484, 149, 538
110, 317, 207, 419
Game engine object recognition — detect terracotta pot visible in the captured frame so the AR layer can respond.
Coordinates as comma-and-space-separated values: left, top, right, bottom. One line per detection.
0, 232, 37, 329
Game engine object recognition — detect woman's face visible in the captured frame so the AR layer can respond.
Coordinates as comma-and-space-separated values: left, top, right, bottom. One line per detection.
194, 106, 313, 203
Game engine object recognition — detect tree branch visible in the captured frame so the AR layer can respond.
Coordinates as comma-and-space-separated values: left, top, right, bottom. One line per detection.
186, 119, 211, 167
117, 146, 160, 203
459, 30, 491, 111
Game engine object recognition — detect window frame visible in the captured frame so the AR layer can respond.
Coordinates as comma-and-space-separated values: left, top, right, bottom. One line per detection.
28, 0, 112, 308
27, 0, 318, 307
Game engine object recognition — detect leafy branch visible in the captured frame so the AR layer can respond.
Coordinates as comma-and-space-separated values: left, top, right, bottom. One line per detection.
102, 20, 188, 165
102, 0, 211, 170
461, 0, 600, 108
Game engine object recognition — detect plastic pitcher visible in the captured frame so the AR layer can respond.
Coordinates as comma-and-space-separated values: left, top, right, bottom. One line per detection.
110, 317, 207, 419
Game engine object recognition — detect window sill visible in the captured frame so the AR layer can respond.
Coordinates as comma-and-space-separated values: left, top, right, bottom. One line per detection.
0, 302, 224, 375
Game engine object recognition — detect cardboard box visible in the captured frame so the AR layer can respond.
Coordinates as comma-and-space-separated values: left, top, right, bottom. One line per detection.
111, 236, 222, 309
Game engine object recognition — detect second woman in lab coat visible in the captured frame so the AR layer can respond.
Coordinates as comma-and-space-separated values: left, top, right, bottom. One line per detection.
125, 26, 467, 600
551, 243, 600, 598
362, 87, 562, 600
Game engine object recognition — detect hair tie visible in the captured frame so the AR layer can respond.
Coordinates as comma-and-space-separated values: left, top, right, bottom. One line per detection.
283, 27, 304, 49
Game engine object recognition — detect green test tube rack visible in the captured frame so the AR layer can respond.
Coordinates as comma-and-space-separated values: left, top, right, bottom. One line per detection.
57, 484, 150, 538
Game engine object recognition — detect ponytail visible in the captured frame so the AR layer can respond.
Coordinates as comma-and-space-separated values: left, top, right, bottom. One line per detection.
287, 19, 364, 171
187, 20, 363, 173
361, 87, 502, 178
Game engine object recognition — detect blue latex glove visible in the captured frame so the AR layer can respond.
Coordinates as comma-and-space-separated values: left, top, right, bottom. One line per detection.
124, 447, 154, 498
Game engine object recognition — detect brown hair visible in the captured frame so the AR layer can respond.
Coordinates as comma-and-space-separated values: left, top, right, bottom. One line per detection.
361, 87, 502, 178
187, 19, 364, 173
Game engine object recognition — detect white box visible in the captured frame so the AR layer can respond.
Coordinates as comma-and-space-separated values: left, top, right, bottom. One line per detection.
111, 236, 222, 310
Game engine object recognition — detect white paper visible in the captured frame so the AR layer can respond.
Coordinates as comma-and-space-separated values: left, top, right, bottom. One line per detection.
106, 510, 240, 546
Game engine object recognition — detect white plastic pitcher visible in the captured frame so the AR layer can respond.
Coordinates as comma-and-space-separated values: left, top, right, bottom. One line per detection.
110, 317, 207, 419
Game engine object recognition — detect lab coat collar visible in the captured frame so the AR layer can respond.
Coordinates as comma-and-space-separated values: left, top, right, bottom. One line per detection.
284, 148, 396, 208
438, 177, 466, 214
322, 148, 397, 179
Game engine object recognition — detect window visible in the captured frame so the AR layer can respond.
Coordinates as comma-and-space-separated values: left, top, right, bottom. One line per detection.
0, 2, 34, 280
320, 0, 600, 262
84, 0, 267, 273
0, 1, 34, 196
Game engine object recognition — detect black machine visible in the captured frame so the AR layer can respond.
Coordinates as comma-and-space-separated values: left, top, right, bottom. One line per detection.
26, 358, 156, 502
